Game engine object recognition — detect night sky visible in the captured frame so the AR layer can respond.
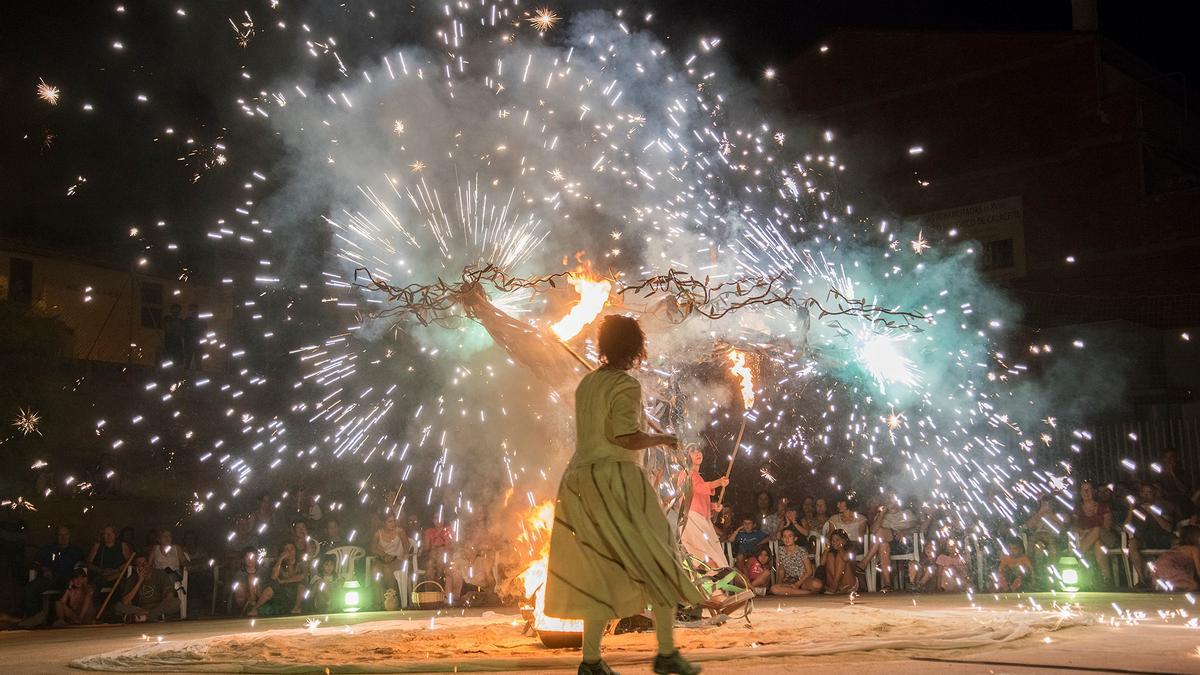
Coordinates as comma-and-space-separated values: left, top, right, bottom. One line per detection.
1, 1, 1194, 265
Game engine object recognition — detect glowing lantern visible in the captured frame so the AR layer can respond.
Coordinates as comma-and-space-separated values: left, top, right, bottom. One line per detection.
342, 579, 364, 612
1054, 556, 1084, 593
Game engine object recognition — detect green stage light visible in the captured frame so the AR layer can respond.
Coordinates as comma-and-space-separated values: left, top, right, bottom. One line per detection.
1056, 556, 1083, 592
343, 579, 363, 612
1060, 568, 1079, 588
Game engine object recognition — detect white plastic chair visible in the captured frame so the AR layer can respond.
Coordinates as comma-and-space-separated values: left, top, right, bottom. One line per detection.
864, 531, 921, 592
1122, 531, 1167, 586
326, 545, 366, 581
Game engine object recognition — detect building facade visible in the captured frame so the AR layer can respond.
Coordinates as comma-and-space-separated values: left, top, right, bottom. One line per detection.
1, 241, 230, 370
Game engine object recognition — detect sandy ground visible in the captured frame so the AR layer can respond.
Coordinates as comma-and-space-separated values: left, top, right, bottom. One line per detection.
2, 592, 1198, 673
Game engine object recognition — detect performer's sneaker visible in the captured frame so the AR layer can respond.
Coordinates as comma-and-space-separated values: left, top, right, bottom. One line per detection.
578, 659, 618, 675
653, 650, 701, 674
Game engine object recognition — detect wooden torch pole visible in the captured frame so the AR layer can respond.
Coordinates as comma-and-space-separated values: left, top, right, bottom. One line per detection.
715, 416, 746, 506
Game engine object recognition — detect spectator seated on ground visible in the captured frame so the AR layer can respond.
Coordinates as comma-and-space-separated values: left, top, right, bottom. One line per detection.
264, 542, 306, 615
232, 548, 273, 616
910, 538, 939, 591
87, 525, 133, 587
744, 547, 772, 595
820, 529, 857, 594
935, 539, 968, 591
997, 540, 1033, 592
54, 566, 96, 626
312, 555, 343, 613
113, 554, 181, 623
770, 527, 824, 596
1150, 525, 1200, 592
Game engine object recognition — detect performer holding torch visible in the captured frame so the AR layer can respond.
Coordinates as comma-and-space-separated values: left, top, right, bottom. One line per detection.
545, 315, 704, 675
681, 444, 729, 570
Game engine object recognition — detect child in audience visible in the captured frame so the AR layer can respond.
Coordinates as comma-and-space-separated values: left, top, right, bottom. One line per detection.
233, 548, 273, 616
997, 540, 1033, 592
726, 517, 769, 569
312, 555, 342, 613
935, 539, 968, 591
54, 566, 95, 626
770, 527, 824, 595
910, 538, 939, 591
744, 547, 772, 596
820, 529, 858, 594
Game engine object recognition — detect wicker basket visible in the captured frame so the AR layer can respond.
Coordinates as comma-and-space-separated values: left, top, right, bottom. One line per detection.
410, 580, 447, 609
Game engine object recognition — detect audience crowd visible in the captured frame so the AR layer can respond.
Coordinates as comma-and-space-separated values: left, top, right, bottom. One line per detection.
704, 449, 1200, 596
6, 448, 1198, 628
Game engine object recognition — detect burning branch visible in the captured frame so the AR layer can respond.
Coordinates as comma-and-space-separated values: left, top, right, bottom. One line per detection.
717, 349, 754, 505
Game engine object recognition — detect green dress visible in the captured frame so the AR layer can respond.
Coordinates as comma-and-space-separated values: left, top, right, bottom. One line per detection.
544, 368, 704, 621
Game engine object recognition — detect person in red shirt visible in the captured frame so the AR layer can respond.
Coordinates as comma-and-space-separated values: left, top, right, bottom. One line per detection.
1073, 480, 1114, 588
744, 547, 772, 595
680, 444, 729, 570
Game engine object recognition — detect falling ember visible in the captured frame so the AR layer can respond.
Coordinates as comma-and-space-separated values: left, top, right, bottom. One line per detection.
910, 230, 930, 254
550, 276, 611, 341
517, 501, 583, 633
527, 8, 561, 32
13, 408, 42, 436
36, 79, 60, 105
728, 349, 755, 409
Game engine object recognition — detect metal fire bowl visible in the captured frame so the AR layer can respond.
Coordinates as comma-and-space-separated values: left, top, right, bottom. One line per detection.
536, 629, 583, 649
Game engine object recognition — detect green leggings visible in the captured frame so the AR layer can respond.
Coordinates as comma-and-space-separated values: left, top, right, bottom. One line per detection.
582, 604, 675, 663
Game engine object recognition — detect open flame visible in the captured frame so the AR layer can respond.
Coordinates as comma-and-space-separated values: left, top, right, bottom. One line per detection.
518, 501, 584, 633
728, 349, 755, 409
550, 275, 612, 341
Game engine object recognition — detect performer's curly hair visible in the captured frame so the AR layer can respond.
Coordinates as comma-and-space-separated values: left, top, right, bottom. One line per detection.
597, 315, 646, 371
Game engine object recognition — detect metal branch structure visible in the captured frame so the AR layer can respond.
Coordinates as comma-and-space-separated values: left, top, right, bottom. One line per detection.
354, 264, 928, 330
353, 264, 570, 326
619, 269, 928, 329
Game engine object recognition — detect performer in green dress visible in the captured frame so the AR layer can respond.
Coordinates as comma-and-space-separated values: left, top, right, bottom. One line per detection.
545, 315, 704, 675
